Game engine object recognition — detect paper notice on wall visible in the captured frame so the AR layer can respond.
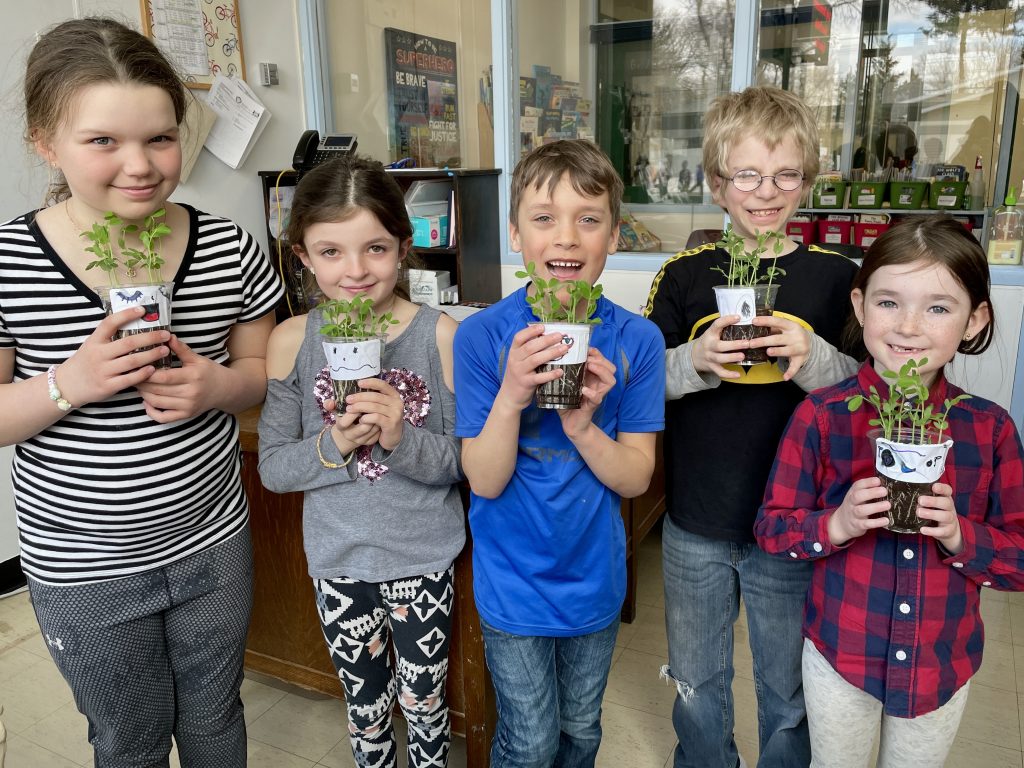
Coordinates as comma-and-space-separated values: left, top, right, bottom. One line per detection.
149, 0, 209, 77
203, 74, 271, 169
179, 96, 216, 182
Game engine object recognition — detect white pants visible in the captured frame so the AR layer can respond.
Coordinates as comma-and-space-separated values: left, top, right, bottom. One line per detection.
802, 639, 969, 767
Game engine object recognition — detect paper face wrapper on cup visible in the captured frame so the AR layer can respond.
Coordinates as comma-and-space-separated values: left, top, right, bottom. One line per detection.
874, 435, 953, 484
107, 284, 172, 331
538, 322, 590, 365
323, 338, 383, 382
712, 286, 756, 326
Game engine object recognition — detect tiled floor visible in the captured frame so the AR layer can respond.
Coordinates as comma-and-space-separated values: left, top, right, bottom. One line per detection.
2, 523, 1024, 766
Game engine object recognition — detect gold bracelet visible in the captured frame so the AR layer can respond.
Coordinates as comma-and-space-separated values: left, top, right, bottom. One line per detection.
316, 426, 353, 469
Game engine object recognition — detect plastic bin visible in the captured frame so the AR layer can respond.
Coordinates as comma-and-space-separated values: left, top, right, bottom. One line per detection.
930, 180, 967, 209
888, 181, 929, 210
812, 181, 847, 209
849, 181, 887, 208
854, 222, 889, 248
818, 219, 853, 245
786, 221, 815, 244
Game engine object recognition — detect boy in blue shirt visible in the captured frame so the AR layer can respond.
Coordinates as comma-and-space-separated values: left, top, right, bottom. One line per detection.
454, 139, 665, 767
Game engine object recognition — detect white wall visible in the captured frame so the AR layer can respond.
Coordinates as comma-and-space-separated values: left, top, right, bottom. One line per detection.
325, 0, 493, 168
0, 1, 308, 563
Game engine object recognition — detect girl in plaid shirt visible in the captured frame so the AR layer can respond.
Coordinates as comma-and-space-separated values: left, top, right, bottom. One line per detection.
756, 216, 1024, 766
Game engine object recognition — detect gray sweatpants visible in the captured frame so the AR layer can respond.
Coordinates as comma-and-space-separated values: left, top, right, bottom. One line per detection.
802, 638, 969, 767
28, 528, 254, 768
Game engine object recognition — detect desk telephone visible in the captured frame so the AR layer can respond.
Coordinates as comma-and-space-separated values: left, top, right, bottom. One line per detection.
292, 130, 358, 177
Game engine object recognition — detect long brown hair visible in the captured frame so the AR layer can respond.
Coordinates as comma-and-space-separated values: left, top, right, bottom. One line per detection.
843, 215, 994, 358
287, 155, 418, 301
25, 17, 188, 204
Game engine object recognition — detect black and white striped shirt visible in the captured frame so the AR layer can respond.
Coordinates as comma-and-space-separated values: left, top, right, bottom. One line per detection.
0, 205, 283, 585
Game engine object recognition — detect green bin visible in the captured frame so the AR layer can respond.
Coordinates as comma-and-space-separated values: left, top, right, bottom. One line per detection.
929, 180, 967, 209
888, 181, 929, 210
849, 181, 887, 208
812, 181, 847, 209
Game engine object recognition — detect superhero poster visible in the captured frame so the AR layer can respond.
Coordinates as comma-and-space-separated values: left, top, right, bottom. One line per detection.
384, 28, 460, 168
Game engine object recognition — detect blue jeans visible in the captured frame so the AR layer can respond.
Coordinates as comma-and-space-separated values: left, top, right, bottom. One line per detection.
662, 517, 812, 768
481, 618, 619, 768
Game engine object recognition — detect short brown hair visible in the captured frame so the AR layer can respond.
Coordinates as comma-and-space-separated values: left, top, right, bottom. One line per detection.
25, 17, 188, 204
509, 139, 623, 227
842, 215, 994, 357
702, 86, 820, 185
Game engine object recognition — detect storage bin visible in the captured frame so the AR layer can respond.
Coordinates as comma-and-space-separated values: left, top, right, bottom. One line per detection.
849, 181, 887, 208
888, 181, 928, 210
930, 180, 967, 209
812, 181, 847, 209
853, 222, 889, 248
818, 219, 853, 245
786, 220, 815, 244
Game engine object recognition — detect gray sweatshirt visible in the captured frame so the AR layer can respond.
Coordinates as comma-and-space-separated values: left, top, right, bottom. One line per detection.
258, 305, 465, 581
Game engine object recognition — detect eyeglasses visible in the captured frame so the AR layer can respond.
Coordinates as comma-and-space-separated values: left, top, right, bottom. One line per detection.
720, 169, 805, 192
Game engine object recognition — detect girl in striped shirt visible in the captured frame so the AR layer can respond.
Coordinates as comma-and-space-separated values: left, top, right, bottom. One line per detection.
0, 18, 281, 767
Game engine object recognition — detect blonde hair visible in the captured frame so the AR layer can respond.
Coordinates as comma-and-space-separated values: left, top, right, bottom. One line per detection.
702, 86, 820, 184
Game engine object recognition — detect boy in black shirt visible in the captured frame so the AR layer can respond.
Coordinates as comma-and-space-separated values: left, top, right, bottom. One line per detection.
644, 86, 859, 768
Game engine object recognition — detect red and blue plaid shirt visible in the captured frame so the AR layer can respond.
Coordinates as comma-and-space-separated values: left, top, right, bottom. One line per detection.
756, 362, 1024, 717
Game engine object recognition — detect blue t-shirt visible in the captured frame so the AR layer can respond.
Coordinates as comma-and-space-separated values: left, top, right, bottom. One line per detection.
454, 288, 665, 636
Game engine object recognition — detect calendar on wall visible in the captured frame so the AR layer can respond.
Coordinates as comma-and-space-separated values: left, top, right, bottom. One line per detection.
140, 0, 245, 89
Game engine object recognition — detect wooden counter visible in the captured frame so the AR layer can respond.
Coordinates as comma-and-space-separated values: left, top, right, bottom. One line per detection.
237, 407, 663, 767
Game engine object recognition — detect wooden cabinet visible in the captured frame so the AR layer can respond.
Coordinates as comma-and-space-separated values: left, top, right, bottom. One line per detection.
258, 168, 502, 318
238, 408, 496, 766
238, 408, 662, 766
619, 432, 665, 622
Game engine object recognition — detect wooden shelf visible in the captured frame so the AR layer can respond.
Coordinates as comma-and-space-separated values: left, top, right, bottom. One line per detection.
258, 168, 503, 315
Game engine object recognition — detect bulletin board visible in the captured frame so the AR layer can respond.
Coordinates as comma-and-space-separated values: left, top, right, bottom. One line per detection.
140, 0, 246, 89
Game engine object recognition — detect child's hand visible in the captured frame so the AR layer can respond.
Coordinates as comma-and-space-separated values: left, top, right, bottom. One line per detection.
59, 307, 171, 407
828, 476, 891, 545
327, 404, 381, 455
691, 315, 749, 379
497, 324, 574, 411
916, 482, 963, 554
137, 335, 222, 423
749, 316, 811, 380
344, 378, 404, 451
559, 347, 616, 440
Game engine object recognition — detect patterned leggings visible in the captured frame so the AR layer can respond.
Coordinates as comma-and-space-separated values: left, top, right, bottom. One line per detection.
314, 567, 454, 768
28, 529, 253, 768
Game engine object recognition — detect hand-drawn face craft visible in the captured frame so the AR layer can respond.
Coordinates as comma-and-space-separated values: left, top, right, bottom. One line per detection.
713, 287, 756, 325
874, 436, 952, 484
108, 283, 171, 330
535, 323, 590, 365
322, 338, 383, 381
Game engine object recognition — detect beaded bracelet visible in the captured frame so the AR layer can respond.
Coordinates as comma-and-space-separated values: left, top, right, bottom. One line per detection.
316, 426, 353, 469
47, 365, 72, 412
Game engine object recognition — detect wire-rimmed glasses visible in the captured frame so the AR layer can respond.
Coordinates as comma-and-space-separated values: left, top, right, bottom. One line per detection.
720, 169, 805, 192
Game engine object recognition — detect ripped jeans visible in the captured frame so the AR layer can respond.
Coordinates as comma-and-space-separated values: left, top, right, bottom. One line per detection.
661, 516, 812, 768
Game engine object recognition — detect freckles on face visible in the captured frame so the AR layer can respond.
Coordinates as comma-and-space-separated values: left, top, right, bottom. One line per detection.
858, 260, 980, 382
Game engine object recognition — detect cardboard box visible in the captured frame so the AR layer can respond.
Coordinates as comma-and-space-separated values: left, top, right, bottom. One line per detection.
408, 269, 451, 305
406, 180, 453, 248
411, 213, 449, 248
